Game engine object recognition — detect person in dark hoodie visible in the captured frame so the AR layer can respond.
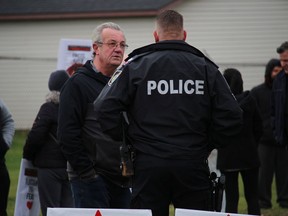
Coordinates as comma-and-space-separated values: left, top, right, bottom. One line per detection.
217, 68, 263, 215
57, 22, 131, 208
23, 70, 73, 216
250, 59, 285, 209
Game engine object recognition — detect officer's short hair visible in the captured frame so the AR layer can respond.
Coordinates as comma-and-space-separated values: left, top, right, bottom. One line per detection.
156, 10, 183, 33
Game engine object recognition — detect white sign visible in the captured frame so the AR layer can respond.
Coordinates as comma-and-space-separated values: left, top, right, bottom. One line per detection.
14, 159, 41, 216
57, 38, 93, 71
47, 208, 152, 216
175, 208, 256, 216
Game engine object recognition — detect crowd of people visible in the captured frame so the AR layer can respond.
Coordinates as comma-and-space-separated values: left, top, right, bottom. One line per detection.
1, 9, 288, 216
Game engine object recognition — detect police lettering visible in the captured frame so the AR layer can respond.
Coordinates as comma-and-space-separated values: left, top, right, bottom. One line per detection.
147, 79, 204, 95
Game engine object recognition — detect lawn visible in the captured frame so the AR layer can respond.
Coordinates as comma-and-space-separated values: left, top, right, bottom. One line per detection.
6, 130, 288, 216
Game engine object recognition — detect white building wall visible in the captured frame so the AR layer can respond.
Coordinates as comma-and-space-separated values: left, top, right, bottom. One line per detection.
0, 0, 287, 129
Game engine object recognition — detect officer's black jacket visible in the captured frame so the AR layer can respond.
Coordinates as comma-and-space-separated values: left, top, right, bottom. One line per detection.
94, 40, 243, 161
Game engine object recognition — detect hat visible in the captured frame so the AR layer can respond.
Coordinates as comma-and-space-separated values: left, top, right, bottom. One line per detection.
223, 68, 243, 95
277, 41, 288, 54
48, 70, 69, 91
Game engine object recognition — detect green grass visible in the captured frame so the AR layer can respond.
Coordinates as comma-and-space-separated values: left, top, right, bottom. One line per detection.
6, 130, 288, 216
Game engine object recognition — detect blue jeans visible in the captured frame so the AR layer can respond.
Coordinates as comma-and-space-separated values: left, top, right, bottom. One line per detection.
70, 175, 131, 208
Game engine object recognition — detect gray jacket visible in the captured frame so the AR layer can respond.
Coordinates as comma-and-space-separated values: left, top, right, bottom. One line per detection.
0, 99, 15, 160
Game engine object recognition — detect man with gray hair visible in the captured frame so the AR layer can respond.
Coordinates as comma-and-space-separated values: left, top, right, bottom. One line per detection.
58, 22, 131, 208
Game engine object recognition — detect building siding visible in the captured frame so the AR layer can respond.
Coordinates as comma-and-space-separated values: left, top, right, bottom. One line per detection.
0, 0, 287, 129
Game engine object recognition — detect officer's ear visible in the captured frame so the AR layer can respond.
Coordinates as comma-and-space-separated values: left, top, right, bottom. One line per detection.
183, 30, 187, 41
153, 31, 159, 42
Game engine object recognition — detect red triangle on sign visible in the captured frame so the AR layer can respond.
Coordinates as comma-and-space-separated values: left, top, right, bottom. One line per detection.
95, 210, 102, 216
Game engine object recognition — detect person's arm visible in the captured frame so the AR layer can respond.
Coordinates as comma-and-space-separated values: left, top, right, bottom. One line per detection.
58, 79, 95, 177
0, 99, 15, 159
252, 97, 263, 144
23, 103, 52, 160
208, 67, 243, 149
94, 67, 131, 141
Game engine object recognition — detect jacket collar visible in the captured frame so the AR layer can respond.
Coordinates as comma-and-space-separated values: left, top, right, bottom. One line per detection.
75, 60, 110, 85
126, 40, 218, 68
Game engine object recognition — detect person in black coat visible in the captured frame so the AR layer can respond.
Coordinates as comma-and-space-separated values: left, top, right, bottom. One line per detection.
250, 58, 286, 209
217, 68, 263, 215
23, 70, 73, 216
271, 41, 288, 208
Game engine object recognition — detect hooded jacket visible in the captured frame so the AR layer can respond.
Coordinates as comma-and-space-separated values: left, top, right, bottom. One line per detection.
217, 91, 263, 170
251, 59, 281, 146
217, 68, 262, 170
58, 60, 130, 187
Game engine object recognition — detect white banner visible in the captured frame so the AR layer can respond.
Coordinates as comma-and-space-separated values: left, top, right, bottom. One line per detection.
57, 38, 93, 71
47, 208, 152, 216
175, 208, 255, 216
14, 158, 41, 216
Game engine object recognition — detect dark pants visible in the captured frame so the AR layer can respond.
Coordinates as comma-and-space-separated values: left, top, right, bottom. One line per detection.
131, 154, 210, 216
0, 161, 10, 216
223, 168, 260, 215
258, 144, 288, 208
38, 168, 74, 216
70, 175, 131, 208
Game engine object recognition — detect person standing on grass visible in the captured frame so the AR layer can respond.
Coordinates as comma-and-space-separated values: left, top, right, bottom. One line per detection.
217, 68, 262, 215
94, 10, 242, 216
0, 98, 15, 216
271, 41, 288, 209
23, 70, 73, 216
58, 22, 131, 208
250, 58, 283, 209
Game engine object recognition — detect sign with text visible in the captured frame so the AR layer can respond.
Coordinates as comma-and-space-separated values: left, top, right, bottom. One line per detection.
175, 208, 255, 216
57, 38, 93, 71
14, 158, 40, 216
47, 208, 152, 216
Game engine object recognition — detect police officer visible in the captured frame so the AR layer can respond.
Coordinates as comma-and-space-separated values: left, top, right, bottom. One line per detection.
94, 10, 242, 216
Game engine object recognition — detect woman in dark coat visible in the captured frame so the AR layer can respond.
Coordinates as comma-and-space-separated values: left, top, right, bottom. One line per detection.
23, 70, 73, 216
217, 68, 263, 215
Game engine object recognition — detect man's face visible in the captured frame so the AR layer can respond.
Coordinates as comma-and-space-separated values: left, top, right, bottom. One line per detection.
271, 66, 282, 79
94, 28, 126, 70
279, 50, 288, 74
